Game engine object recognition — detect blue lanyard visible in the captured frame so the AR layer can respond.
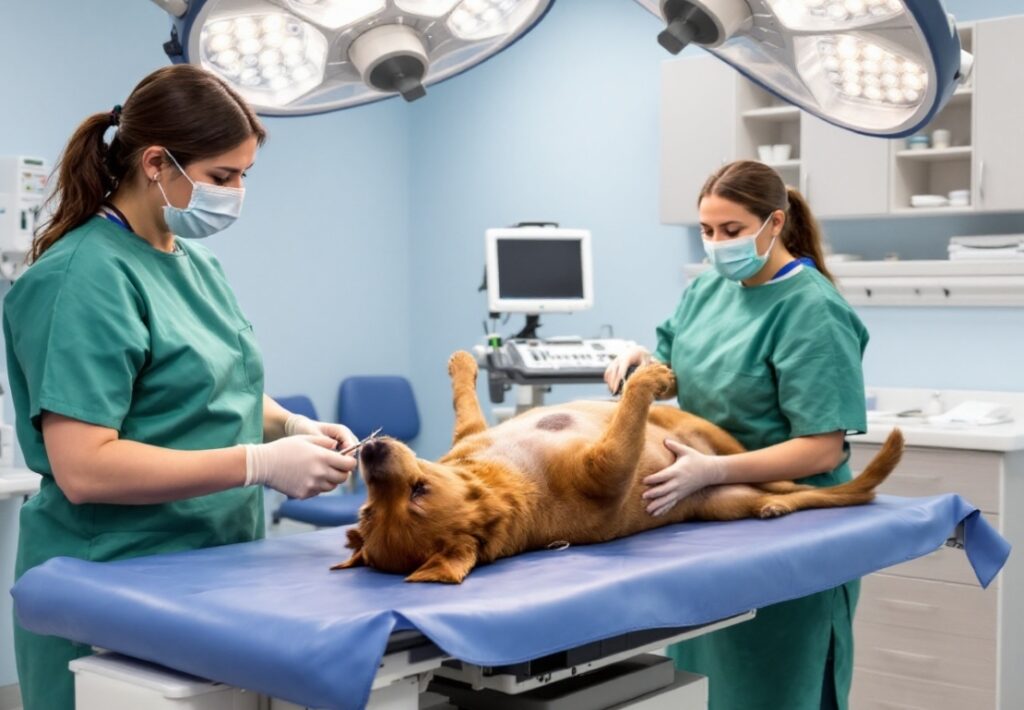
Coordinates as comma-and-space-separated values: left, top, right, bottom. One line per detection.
772, 257, 816, 281
103, 212, 127, 229
99, 204, 132, 232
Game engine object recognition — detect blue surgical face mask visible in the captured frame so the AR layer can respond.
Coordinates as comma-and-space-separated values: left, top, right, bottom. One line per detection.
155, 149, 245, 239
702, 217, 776, 282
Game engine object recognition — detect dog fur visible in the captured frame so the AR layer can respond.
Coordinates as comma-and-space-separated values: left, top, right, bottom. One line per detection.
332, 351, 903, 584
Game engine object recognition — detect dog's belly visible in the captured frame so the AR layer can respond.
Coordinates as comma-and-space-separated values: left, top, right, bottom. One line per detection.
473, 403, 609, 474
473, 402, 676, 476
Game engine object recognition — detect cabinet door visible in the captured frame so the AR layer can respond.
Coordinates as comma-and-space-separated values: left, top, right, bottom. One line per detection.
660, 56, 736, 224
800, 114, 890, 218
974, 16, 1024, 212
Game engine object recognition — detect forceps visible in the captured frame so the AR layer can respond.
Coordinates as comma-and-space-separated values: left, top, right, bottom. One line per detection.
337, 427, 383, 456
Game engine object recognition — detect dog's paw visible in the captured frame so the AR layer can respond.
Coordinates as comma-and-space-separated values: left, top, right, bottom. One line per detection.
628, 362, 677, 400
448, 351, 478, 381
758, 499, 794, 519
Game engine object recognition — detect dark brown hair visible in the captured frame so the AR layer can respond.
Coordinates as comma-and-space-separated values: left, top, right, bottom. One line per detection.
698, 160, 834, 284
31, 65, 267, 263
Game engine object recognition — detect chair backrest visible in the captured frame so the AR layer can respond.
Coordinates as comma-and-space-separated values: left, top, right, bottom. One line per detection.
337, 376, 420, 442
273, 395, 318, 421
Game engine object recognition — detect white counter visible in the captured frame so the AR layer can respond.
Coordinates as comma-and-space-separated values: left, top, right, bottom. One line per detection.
851, 387, 1024, 453
0, 467, 40, 500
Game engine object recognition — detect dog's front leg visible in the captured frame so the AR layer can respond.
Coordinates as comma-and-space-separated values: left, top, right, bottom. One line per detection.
448, 351, 489, 445
569, 363, 677, 500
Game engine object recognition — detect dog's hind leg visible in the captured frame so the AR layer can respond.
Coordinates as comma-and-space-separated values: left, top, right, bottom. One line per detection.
567, 362, 677, 500
448, 351, 489, 445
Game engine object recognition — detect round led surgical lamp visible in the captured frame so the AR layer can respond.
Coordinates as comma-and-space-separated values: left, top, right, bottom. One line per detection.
150, 0, 554, 116
635, 0, 973, 137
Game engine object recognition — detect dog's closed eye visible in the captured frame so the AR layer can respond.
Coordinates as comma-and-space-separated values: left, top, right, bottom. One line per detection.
411, 481, 428, 500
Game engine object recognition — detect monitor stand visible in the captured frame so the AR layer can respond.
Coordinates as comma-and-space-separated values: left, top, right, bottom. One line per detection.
513, 314, 542, 340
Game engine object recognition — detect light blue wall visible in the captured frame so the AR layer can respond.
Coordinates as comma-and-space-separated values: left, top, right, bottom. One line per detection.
0, 0, 413, 687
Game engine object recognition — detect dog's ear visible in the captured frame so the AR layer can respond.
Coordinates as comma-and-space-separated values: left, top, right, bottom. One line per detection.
405, 539, 478, 584
329, 529, 366, 571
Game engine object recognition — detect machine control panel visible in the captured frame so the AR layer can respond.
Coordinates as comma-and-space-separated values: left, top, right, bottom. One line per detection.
492, 337, 637, 377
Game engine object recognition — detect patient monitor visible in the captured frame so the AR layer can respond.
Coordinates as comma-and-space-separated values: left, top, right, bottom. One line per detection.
485, 225, 594, 315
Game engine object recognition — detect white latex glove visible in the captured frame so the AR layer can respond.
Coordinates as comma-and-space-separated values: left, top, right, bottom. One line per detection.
284, 414, 359, 451
244, 435, 357, 499
603, 346, 654, 395
642, 439, 727, 517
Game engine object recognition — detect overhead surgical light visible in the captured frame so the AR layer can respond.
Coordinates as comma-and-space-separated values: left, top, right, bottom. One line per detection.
634, 0, 972, 137
151, 0, 553, 115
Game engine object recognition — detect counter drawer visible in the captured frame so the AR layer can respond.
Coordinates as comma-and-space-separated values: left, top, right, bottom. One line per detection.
848, 445, 1001, 514
857, 573, 997, 640
851, 667, 995, 710
853, 620, 995, 691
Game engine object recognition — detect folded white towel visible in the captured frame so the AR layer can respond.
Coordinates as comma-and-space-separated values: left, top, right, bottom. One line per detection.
949, 249, 1024, 261
949, 234, 1024, 249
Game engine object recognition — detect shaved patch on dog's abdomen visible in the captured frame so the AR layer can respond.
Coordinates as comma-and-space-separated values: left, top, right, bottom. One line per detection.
536, 413, 573, 431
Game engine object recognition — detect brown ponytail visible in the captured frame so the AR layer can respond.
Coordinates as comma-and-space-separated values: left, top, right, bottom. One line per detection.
698, 160, 835, 284
30, 113, 117, 263
782, 186, 834, 283
32, 65, 267, 263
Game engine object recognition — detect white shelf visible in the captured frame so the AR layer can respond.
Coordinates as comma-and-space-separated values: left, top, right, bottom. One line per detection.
683, 260, 1024, 307
742, 105, 801, 121
765, 159, 800, 170
895, 146, 973, 161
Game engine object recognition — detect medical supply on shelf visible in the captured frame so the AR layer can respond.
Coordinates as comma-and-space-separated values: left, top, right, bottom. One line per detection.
948, 234, 1024, 261
906, 135, 931, 151
910, 193, 948, 208
948, 188, 970, 207
931, 128, 952, 149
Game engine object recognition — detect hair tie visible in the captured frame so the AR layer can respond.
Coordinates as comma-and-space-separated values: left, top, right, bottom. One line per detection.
109, 104, 123, 127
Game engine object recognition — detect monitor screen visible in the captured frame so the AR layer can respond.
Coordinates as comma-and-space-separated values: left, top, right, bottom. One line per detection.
495, 239, 585, 300
485, 227, 593, 313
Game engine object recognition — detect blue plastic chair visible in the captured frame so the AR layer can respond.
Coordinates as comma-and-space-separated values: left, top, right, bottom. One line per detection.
272, 395, 318, 421
273, 377, 420, 527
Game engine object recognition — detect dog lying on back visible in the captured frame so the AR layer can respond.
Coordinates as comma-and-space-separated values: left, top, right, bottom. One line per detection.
333, 351, 903, 583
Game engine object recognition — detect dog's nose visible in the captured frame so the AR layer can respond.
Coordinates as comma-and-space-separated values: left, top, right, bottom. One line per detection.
360, 439, 390, 470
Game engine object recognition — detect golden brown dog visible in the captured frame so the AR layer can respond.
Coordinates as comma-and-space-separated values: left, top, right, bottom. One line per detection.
333, 351, 903, 583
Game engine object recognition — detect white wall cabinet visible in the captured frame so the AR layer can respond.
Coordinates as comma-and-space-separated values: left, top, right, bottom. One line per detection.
660, 19, 1022, 224
973, 16, 1024, 213
802, 114, 890, 218
660, 56, 735, 225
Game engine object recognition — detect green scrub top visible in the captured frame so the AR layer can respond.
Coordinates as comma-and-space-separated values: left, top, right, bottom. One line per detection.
655, 266, 868, 710
4, 216, 266, 710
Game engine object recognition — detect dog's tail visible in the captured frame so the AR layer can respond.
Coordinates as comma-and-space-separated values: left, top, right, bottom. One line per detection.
822, 428, 904, 502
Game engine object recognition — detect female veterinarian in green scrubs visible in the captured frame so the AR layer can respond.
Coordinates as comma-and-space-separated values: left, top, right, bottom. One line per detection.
5, 65, 359, 710
606, 160, 868, 710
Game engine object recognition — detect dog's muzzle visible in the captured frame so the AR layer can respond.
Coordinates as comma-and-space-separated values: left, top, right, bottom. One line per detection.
360, 439, 391, 480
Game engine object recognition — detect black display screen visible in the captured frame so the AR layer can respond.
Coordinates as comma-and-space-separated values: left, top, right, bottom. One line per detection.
496, 239, 584, 299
